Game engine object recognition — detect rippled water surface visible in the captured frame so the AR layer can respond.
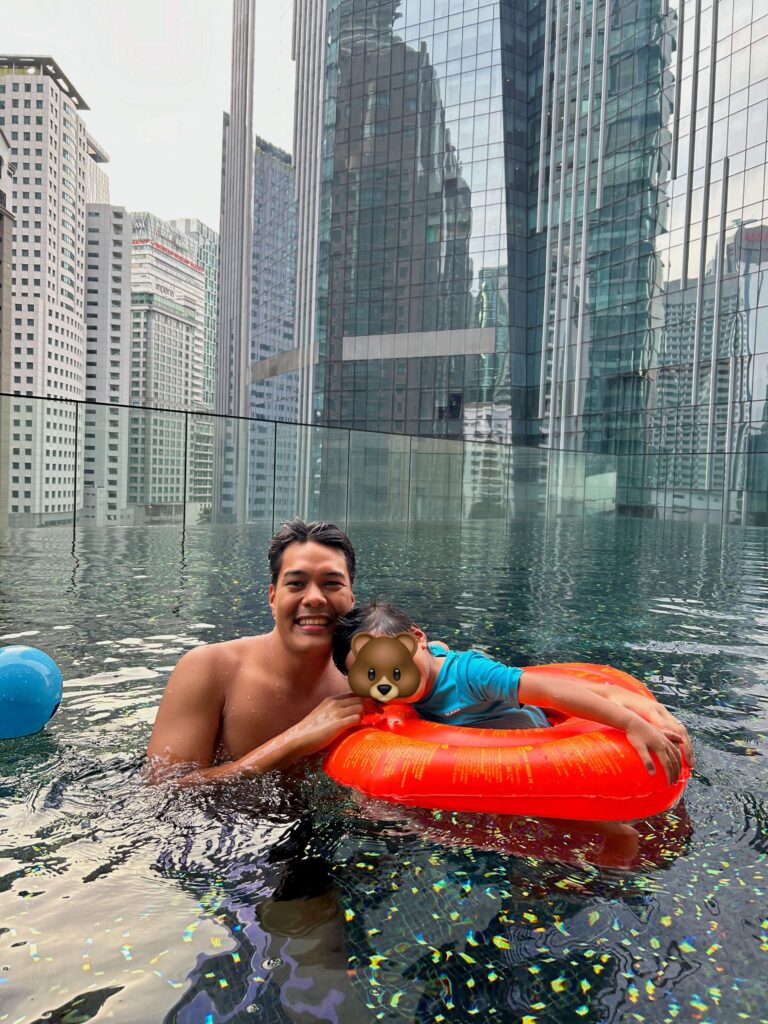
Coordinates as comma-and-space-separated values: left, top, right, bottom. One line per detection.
1, 519, 767, 1024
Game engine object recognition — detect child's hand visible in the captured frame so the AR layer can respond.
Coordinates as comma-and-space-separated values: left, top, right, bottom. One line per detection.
645, 705, 694, 767
605, 690, 694, 766
624, 717, 684, 784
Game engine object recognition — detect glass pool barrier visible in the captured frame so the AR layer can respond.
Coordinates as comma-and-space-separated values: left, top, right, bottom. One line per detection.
2, 391, 767, 530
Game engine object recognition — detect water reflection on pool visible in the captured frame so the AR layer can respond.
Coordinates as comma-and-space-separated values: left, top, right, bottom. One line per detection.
0, 518, 766, 1023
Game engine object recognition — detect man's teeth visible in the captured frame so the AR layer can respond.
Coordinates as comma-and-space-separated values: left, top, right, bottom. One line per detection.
297, 617, 329, 625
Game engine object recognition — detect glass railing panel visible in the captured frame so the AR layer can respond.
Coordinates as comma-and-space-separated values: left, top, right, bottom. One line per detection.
210, 413, 251, 525
409, 437, 464, 522
4, 396, 763, 532
1, 395, 80, 529
272, 421, 300, 526
584, 451, 618, 514
0, 392, 12, 531
545, 449, 587, 517
244, 417, 277, 526
708, 453, 727, 516
461, 439, 510, 521
305, 425, 350, 526
79, 402, 133, 527
348, 431, 410, 523
126, 404, 186, 526
508, 445, 548, 518
653, 453, 671, 513
183, 411, 215, 528
743, 450, 768, 526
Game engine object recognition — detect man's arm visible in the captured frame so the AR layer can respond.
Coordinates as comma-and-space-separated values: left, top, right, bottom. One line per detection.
145, 647, 363, 786
145, 646, 223, 780
518, 670, 684, 784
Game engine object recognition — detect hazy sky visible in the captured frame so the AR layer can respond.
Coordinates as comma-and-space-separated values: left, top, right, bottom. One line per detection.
4, 0, 296, 227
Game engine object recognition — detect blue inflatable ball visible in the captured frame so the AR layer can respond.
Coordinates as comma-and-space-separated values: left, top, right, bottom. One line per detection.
0, 645, 63, 739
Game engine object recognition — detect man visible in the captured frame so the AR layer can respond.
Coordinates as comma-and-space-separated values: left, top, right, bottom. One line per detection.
146, 519, 363, 784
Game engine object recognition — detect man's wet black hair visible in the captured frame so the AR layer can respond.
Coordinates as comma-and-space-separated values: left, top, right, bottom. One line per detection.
267, 519, 356, 586
332, 601, 416, 674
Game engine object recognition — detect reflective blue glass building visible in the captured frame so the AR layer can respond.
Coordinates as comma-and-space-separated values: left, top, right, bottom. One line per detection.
288, 0, 768, 523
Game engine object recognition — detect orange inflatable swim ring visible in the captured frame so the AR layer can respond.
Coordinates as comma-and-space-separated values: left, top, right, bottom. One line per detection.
324, 663, 691, 822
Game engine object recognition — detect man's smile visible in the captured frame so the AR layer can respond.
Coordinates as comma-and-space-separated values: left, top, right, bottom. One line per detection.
295, 615, 332, 632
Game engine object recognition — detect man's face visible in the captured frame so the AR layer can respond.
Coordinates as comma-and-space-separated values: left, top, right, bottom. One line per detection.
268, 541, 355, 656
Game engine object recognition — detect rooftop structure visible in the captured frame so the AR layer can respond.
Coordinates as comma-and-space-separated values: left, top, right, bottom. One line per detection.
0, 55, 89, 110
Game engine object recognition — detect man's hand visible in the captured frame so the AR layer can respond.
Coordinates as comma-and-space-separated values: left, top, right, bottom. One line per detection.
152, 692, 364, 786
624, 717, 684, 784
602, 688, 694, 766
289, 693, 364, 758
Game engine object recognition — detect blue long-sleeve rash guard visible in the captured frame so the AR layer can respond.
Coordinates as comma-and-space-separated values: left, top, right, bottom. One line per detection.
413, 644, 552, 730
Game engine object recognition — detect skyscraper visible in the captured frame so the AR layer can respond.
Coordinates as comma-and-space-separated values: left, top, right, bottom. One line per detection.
0, 128, 15, 529
289, 2, 521, 442
81, 202, 132, 525
0, 57, 110, 525
170, 219, 219, 411
286, 2, 768, 524
129, 212, 207, 522
533, 1, 767, 523
169, 217, 220, 512
0, 128, 14, 395
215, 0, 256, 522
248, 136, 299, 520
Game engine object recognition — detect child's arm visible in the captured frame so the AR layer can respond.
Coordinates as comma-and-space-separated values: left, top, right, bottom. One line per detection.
580, 682, 694, 765
518, 670, 685, 784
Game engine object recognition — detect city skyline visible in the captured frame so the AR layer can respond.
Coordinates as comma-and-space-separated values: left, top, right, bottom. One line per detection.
2, 0, 296, 227
1, 2, 767, 528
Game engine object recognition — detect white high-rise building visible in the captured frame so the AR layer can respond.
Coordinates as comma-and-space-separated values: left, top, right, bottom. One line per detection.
85, 132, 110, 205
0, 128, 16, 529
129, 212, 207, 522
81, 203, 132, 525
169, 217, 219, 513
168, 218, 218, 409
0, 57, 108, 525
0, 128, 14, 395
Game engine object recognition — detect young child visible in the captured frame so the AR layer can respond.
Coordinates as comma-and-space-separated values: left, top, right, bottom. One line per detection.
332, 601, 692, 785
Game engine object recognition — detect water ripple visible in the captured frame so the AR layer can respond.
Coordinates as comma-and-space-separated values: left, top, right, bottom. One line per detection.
0, 519, 766, 1023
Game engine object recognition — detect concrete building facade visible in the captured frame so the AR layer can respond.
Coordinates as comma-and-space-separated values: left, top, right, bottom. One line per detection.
0, 56, 108, 525
169, 217, 219, 513
0, 128, 16, 529
129, 212, 207, 522
81, 203, 133, 525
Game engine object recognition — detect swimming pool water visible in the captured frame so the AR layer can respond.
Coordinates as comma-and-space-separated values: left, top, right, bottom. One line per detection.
0, 518, 766, 1023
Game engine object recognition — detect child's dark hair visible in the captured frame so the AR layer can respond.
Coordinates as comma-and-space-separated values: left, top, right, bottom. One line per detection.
332, 601, 416, 674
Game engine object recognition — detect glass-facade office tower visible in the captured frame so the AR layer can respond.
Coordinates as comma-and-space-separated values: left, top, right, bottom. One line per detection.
215, 0, 256, 523
295, 0, 523, 443
288, 0, 768, 524
534, 0, 768, 523
249, 136, 299, 520
250, 137, 299, 424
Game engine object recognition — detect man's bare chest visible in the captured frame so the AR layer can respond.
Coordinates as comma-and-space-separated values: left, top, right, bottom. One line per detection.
216, 674, 343, 760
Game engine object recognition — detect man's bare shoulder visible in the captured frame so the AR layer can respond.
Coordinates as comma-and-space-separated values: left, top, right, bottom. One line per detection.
177, 634, 272, 679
